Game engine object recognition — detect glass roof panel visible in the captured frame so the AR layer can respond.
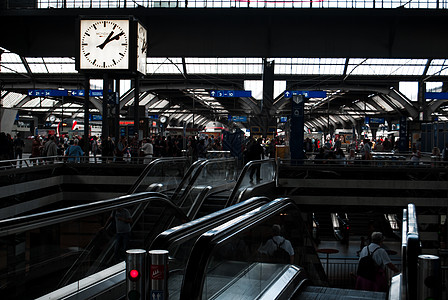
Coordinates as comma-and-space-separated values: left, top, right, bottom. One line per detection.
150, 99, 170, 109
372, 95, 395, 112
140, 93, 156, 106
186, 57, 262, 74
427, 59, 448, 76
426, 81, 443, 92
1, 92, 27, 107
347, 58, 427, 75
276, 58, 345, 75
0, 51, 27, 73
22, 97, 47, 108
147, 58, 183, 75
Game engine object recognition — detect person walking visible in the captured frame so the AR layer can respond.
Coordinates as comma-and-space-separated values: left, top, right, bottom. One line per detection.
355, 232, 399, 292
13, 132, 25, 167
65, 139, 84, 163
43, 135, 59, 163
247, 137, 264, 183
140, 138, 153, 164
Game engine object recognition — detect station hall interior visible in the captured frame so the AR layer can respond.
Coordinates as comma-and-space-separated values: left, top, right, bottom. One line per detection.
1, 1, 448, 300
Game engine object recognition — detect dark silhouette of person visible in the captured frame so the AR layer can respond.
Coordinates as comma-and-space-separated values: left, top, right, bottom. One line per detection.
247, 137, 263, 183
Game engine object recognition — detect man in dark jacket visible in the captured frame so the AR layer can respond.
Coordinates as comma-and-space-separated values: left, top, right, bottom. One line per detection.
248, 137, 264, 183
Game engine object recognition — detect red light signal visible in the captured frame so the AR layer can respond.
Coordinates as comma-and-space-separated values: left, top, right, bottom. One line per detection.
129, 269, 140, 281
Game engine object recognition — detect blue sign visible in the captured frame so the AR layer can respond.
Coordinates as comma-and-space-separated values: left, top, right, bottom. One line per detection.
231, 116, 247, 122
89, 115, 102, 121
280, 116, 288, 123
284, 91, 327, 98
365, 117, 385, 124
425, 92, 448, 100
210, 90, 252, 98
28, 89, 104, 97
28, 89, 68, 97
70, 90, 104, 97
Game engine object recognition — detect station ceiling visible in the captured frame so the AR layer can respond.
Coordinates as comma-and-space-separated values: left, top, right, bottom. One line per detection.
1, 5, 448, 132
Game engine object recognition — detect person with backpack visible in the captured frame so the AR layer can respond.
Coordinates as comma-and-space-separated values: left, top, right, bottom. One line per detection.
258, 224, 294, 264
355, 232, 399, 292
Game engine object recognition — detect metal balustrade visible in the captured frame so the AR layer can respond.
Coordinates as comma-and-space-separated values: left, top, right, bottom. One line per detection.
319, 256, 402, 288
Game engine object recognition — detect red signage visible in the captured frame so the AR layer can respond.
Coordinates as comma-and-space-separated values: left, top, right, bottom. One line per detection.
150, 265, 165, 280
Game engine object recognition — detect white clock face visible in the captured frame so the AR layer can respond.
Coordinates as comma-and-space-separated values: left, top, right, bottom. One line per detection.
80, 19, 129, 70
137, 22, 147, 75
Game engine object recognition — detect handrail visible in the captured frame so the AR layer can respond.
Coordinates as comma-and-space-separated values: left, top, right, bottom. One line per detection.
186, 186, 213, 219
151, 196, 270, 250
180, 198, 299, 300
175, 157, 238, 207
0, 191, 178, 237
127, 157, 189, 194
225, 159, 275, 208
401, 208, 409, 300
405, 203, 420, 300
57, 193, 190, 288
170, 159, 204, 202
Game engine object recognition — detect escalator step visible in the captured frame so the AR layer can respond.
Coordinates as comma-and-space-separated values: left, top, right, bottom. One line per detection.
298, 286, 386, 300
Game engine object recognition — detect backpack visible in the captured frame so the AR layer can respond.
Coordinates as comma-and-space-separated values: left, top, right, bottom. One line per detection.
271, 238, 291, 263
357, 246, 380, 281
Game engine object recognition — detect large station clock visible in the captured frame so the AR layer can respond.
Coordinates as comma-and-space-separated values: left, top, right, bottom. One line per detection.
79, 19, 130, 70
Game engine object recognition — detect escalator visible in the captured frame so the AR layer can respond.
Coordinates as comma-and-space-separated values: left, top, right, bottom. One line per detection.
36, 196, 271, 300
293, 286, 387, 299
0, 192, 189, 299
313, 212, 334, 239
178, 198, 328, 300
0, 157, 245, 299
194, 159, 277, 219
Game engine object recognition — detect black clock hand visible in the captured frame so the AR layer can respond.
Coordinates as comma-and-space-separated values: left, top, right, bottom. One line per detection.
98, 32, 124, 50
110, 31, 125, 42
141, 41, 147, 53
97, 31, 115, 50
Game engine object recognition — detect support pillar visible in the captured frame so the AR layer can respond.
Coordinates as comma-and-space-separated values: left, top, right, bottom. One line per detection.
102, 73, 109, 138
83, 75, 90, 155
290, 95, 305, 162
115, 79, 120, 140
261, 59, 276, 137
134, 76, 140, 137
418, 80, 428, 121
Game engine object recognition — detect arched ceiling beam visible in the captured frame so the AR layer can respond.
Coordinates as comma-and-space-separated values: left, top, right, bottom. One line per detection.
427, 99, 448, 114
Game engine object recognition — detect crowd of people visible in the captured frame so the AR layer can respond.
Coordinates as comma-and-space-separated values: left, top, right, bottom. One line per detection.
2, 130, 448, 167
0, 132, 227, 165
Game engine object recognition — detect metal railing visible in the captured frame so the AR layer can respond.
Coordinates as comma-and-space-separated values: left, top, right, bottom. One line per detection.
320, 256, 402, 289
31, 0, 448, 9
279, 153, 447, 168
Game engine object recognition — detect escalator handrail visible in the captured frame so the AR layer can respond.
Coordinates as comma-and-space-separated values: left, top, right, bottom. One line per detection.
404, 203, 420, 300
179, 197, 297, 300
127, 157, 189, 194
225, 158, 276, 208
151, 196, 270, 250
57, 193, 191, 288
0, 191, 182, 237
170, 159, 205, 202
175, 157, 238, 206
